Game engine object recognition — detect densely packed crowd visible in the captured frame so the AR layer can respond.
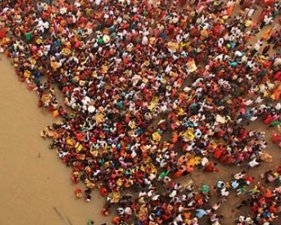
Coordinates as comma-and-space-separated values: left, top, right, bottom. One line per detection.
1, 0, 281, 224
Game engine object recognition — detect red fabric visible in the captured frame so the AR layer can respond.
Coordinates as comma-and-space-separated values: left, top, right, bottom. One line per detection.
213, 149, 224, 159
273, 71, 281, 81
0, 28, 6, 38
263, 114, 274, 125
264, 0, 274, 5
271, 133, 281, 143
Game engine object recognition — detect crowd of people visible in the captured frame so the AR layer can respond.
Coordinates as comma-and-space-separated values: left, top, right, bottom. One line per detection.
1, 0, 281, 224
235, 165, 281, 225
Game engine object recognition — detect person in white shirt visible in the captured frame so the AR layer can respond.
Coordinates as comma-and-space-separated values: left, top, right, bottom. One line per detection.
248, 157, 260, 168
264, 14, 273, 26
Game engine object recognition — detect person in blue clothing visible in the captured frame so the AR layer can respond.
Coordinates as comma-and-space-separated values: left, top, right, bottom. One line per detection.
195, 208, 209, 219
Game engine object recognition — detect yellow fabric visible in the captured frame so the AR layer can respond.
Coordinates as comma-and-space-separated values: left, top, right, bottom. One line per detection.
152, 132, 161, 142
148, 96, 159, 111
66, 138, 76, 146
75, 142, 83, 152
24, 70, 31, 78
61, 47, 71, 56
95, 113, 105, 124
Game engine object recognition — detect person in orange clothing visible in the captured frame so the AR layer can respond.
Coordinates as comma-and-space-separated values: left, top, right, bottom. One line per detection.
112, 216, 120, 225
203, 162, 219, 173
173, 165, 185, 179
74, 188, 82, 199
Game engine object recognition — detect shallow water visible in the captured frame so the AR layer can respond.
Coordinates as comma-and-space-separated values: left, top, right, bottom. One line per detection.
0, 55, 110, 225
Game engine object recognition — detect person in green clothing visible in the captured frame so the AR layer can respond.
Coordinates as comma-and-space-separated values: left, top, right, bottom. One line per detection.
158, 170, 170, 181
201, 184, 210, 194
270, 120, 281, 127
87, 219, 94, 225
237, 186, 247, 196
25, 32, 32, 42
97, 36, 104, 45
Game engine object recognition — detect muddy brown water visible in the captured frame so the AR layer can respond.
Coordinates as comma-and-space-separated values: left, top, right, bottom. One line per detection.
0, 56, 111, 225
